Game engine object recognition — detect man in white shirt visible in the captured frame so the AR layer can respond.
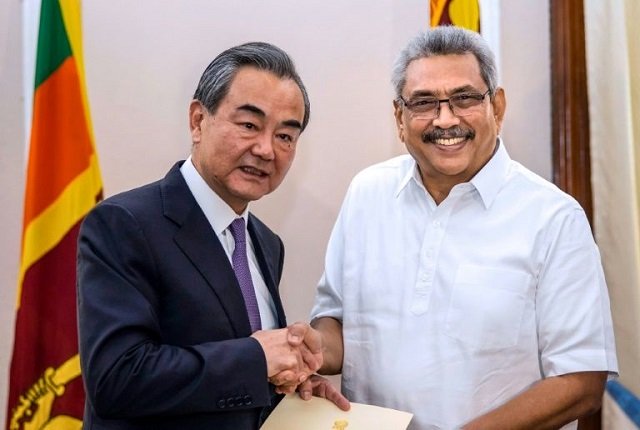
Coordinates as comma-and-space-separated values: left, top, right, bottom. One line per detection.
306, 26, 618, 430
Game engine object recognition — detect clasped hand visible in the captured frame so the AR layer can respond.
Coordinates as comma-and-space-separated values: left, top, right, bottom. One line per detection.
252, 322, 351, 411
251, 321, 323, 394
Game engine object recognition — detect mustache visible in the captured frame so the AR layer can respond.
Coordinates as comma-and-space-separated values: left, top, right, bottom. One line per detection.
422, 126, 475, 143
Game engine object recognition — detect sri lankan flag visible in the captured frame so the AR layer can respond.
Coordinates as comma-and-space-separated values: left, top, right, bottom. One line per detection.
430, 0, 481, 32
6, 0, 102, 429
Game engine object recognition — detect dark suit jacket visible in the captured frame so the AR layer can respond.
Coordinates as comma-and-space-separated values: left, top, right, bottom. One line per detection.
77, 162, 287, 429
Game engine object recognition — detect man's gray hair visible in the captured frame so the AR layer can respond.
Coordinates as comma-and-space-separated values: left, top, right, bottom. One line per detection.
193, 41, 310, 131
391, 26, 498, 98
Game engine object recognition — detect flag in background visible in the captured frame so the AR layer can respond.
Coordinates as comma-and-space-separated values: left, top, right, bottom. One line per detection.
430, 0, 481, 32
428, 0, 501, 110
6, 0, 102, 428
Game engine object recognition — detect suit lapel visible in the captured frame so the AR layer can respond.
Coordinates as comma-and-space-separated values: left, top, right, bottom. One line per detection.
161, 163, 252, 336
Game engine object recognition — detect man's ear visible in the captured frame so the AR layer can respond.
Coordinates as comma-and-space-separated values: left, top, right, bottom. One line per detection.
491, 87, 507, 133
189, 100, 206, 143
393, 99, 406, 142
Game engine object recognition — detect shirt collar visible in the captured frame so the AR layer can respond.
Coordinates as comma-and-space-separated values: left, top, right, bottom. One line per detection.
395, 160, 419, 197
394, 137, 511, 209
180, 156, 249, 235
469, 137, 511, 209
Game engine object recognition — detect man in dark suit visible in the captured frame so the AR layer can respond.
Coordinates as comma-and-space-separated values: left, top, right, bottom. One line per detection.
77, 41, 347, 430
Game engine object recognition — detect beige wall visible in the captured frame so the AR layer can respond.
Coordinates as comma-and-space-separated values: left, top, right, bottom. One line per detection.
0, 0, 26, 425
0, 1, 551, 424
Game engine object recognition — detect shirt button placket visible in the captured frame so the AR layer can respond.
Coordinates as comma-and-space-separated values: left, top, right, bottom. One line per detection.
411, 219, 439, 315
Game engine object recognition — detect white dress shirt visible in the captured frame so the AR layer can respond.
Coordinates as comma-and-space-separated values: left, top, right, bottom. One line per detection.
181, 156, 278, 330
311, 140, 618, 430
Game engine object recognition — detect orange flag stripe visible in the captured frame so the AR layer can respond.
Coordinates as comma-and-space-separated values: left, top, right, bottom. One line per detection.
23, 56, 94, 228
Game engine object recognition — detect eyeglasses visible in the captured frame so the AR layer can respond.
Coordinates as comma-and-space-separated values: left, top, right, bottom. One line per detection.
397, 89, 491, 119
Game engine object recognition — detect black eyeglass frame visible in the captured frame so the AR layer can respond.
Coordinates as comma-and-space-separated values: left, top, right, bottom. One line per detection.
397, 89, 492, 118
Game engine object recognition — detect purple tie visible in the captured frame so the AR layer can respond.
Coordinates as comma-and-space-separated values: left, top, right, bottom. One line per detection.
229, 218, 262, 332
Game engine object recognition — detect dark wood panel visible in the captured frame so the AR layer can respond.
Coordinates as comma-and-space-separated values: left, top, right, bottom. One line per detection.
550, 0, 593, 226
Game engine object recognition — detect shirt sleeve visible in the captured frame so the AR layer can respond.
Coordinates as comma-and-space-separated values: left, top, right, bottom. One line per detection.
309, 186, 355, 323
536, 206, 618, 377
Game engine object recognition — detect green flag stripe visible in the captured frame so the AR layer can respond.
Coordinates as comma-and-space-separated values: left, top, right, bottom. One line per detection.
34, 0, 72, 89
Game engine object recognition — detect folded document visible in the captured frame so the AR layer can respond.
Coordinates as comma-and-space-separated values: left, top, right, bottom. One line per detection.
261, 393, 413, 430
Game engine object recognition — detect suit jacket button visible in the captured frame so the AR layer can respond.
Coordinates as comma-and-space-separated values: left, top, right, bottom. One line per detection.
235, 396, 244, 406
217, 399, 226, 409
244, 395, 253, 406
227, 397, 236, 407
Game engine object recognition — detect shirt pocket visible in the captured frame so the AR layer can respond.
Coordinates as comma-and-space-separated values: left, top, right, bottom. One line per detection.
445, 265, 532, 351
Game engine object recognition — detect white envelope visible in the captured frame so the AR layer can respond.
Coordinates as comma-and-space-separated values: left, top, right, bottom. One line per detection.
261, 393, 413, 430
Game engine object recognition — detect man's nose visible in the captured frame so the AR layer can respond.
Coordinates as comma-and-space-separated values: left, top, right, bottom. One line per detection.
251, 133, 275, 161
432, 101, 461, 128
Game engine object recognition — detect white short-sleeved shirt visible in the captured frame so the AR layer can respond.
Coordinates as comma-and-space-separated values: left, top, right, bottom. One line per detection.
310, 141, 618, 430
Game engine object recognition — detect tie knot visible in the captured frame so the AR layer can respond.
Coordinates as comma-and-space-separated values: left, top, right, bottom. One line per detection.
229, 218, 246, 244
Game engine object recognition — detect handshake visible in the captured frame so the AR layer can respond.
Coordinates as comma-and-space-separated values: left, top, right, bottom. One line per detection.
251, 322, 350, 411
